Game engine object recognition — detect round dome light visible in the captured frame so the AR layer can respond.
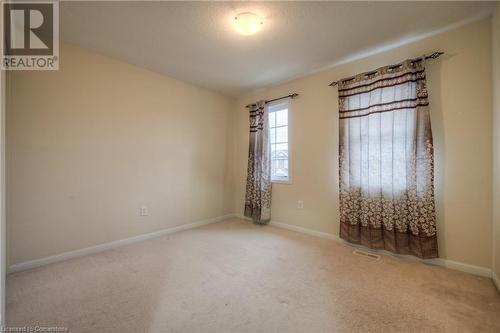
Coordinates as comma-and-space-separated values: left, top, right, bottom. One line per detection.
233, 12, 263, 36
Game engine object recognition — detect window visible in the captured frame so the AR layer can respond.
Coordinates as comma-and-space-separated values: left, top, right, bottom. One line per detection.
269, 100, 290, 183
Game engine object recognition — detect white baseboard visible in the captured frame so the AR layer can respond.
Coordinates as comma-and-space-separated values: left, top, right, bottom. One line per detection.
9, 213, 494, 280
8, 214, 234, 274
269, 220, 339, 241
493, 271, 500, 293
426, 258, 492, 278
233, 214, 492, 278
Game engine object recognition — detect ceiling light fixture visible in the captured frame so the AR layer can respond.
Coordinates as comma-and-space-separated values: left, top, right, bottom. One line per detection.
233, 12, 263, 36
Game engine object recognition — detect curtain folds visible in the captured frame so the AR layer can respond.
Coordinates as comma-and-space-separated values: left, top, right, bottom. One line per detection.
338, 58, 438, 259
244, 101, 272, 224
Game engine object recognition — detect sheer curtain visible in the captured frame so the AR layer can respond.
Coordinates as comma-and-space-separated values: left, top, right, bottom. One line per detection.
244, 101, 272, 224
337, 58, 438, 259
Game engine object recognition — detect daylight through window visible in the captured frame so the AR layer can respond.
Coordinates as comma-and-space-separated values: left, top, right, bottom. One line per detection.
269, 101, 290, 182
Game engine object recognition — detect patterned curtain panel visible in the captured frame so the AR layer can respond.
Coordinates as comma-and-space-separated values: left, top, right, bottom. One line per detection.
244, 101, 272, 224
337, 59, 438, 259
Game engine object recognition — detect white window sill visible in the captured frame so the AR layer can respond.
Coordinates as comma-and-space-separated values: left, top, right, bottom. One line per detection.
272, 179, 292, 185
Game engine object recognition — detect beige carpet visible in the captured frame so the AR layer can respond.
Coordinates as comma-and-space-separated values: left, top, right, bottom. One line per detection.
6, 218, 500, 332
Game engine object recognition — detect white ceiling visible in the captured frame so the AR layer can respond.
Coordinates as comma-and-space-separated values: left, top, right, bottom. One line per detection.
61, 1, 495, 97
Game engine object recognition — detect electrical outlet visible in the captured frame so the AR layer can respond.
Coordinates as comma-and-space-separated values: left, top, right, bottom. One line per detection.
140, 206, 148, 216
297, 200, 304, 209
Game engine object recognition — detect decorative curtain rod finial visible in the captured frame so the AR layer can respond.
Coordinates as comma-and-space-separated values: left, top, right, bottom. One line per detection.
426, 51, 444, 59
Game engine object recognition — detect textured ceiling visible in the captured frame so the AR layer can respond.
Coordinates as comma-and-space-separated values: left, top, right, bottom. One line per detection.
61, 1, 494, 96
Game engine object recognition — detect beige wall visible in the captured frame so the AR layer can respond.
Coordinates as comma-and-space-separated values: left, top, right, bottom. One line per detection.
6, 44, 234, 265
492, 3, 500, 281
231, 18, 493, 269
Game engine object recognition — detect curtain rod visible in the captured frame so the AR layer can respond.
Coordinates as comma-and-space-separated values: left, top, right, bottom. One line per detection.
245, 93, 299, 108
328, 51, 444, 87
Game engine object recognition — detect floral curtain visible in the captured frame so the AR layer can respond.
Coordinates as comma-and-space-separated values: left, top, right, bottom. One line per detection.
244, 100, 272, 224
337, 58, 438, 259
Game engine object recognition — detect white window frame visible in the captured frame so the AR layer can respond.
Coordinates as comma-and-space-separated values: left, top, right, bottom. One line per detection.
268, 99, 292, 184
